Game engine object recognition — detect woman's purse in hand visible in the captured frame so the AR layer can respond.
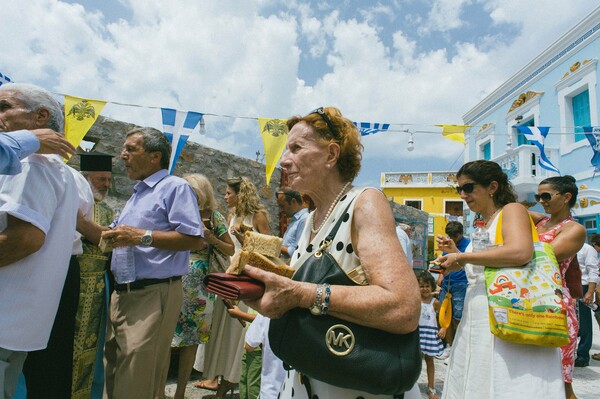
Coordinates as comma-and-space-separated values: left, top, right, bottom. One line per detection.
438, 283, 453, 329
268, 201, 421, 396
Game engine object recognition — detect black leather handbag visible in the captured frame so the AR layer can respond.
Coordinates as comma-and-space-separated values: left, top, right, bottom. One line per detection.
268, 201, 421, 396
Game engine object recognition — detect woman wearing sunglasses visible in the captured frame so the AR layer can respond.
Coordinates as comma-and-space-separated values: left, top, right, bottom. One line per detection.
529, 175, 586, 399
436, 160, 564, 399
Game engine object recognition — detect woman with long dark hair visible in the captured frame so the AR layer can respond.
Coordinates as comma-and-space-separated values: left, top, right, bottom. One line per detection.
436, 160, 564, 398
530, 175, 586, 399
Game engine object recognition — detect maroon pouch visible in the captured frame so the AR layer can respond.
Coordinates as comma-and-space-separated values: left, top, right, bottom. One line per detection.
203, 272, 265, 300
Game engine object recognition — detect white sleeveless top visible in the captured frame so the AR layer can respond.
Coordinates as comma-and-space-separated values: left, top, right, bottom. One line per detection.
280, 186, 421, 399
291, 186, 368, 285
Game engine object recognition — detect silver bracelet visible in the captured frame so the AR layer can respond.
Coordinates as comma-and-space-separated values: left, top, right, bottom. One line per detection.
310, 284, 325, 316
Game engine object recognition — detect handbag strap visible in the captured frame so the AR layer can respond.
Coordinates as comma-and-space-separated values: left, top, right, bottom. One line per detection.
316, 197, 356, 254
493, 210, 539, 246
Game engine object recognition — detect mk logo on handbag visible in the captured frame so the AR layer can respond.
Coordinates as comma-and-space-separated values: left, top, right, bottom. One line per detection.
325, 324, 355, 356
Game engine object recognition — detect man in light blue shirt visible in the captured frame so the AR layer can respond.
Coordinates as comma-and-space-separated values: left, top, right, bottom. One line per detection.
276, 187, 308, 260
0, 129, 76, 174
77, 127, 203, 398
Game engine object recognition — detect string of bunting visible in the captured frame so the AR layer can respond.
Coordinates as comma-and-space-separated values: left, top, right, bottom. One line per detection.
2, 70, 597, 184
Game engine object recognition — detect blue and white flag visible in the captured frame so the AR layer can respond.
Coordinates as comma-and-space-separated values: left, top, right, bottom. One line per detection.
583, 126, 600, 171
353, 121, 390, 136
0, 71, 12, 86
515, 125, 560, 174
161, 108, 204, 174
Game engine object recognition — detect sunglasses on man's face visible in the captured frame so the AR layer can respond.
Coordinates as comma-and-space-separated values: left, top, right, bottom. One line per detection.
534, 192, 560, 202
456, 182, 477, 195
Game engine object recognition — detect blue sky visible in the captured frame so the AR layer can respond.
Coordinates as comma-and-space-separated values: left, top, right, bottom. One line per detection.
1, 0, 597, 186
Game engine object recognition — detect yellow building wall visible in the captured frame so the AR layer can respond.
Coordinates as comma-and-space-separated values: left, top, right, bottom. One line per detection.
383, 186, 462, 259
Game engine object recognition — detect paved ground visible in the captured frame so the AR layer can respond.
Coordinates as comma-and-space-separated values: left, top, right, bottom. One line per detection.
166, 325, 600, 398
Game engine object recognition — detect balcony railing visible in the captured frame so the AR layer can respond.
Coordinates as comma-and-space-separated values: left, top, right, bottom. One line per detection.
381, 171, 458, 188
493, 145, 559, 197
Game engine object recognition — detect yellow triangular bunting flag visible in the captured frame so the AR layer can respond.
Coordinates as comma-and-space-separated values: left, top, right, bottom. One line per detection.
435, 124, 470, 144
258, 118, 288, 186
64, 95, 107, 154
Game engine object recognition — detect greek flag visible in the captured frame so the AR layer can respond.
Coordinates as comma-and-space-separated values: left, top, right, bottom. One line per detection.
353, 122, 390, 136
0, 71, 12, 86
515, 126, 560, 174
583, 126, 600, 171
161, 108, 204, 174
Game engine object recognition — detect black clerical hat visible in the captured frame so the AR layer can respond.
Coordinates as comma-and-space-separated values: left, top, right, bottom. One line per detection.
79, 152, 114, 172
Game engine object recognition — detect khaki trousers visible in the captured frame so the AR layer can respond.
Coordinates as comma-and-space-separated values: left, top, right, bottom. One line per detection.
103, 279, 183, 399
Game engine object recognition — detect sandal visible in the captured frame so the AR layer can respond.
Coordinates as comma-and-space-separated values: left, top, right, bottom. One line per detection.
428, 387, 439, 399
214, 380, 235, 399
592, 353, 600, 361
193, 379, 219, 391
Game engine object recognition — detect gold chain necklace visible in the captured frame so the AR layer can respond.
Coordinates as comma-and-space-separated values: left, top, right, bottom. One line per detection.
483, 208, 501, 228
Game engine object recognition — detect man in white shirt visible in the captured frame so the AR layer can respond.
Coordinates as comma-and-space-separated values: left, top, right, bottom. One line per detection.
575, 241, 599, 367
396, 222, 413, 267
0, 83, 78, 398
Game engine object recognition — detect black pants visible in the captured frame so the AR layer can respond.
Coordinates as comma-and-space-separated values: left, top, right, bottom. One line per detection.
23, 256, 80, 399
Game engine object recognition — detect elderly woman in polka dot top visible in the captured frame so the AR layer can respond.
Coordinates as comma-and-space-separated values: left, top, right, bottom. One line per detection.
244, 107, 421, 399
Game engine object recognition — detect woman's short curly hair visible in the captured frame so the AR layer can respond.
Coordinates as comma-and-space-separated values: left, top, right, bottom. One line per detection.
286, 107, 363, 182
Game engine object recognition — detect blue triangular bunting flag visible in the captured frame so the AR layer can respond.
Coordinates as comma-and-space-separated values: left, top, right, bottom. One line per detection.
161, 108, 204, 174
0, 71, 12, 87
353, 121, 390, 136
515, 125, 560, 174
583, 126, 600, 171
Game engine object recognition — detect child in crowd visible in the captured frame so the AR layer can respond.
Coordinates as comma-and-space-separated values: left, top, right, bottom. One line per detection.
244, 313, 286, 399
416, 270, 446, 399
226, 302, 258, 399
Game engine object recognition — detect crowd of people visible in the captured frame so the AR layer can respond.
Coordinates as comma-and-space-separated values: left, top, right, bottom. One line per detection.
1, 84, 599, 399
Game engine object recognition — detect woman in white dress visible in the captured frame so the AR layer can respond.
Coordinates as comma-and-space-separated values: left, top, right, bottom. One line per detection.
436, 160, 564, 399
195, 177, 270, 397
244, 107, 422, 398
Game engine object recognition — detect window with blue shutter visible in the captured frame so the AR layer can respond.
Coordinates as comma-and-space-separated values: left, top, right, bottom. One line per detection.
482, 141, 491, 160
573, 90, 590, 142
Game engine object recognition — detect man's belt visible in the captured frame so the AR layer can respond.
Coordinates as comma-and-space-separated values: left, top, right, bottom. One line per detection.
114, 276, 182, 292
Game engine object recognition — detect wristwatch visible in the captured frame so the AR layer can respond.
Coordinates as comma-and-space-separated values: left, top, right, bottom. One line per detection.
140, 230, 153, 246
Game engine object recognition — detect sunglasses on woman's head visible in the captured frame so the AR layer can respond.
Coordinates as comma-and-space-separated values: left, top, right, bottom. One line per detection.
534, 192, 560, 202
310, 107, 339, 139
456, 182, 477, 194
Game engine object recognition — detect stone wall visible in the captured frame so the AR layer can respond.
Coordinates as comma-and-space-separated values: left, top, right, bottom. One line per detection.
68, 115, 429, 245
68, 115, 283, 234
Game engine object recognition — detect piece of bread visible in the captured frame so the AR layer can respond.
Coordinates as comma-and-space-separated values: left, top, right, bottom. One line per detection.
247, 251, 295, 278
226, 250, 249, 275
225, 250, 295, 278
98, 236, 113, 253
243, 231, 282, 258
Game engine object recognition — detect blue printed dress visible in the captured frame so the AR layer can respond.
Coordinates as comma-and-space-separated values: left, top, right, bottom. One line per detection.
419, 298, 444, 356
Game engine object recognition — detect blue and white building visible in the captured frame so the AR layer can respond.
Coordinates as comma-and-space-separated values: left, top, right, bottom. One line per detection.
463, 7, 600, 235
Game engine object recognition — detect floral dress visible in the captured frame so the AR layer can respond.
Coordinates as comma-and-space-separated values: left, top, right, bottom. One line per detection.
536, 216, 579, 384
171, 211, 228, 347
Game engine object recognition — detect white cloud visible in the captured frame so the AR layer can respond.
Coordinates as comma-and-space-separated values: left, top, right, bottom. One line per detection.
420, 0, 472, 35
0, 0, 597, 186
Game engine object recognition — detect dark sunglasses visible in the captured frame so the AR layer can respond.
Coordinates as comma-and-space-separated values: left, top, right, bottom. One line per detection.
310, 107, 338, 139
456, 182, 478, 194
534, 192, 560, 202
